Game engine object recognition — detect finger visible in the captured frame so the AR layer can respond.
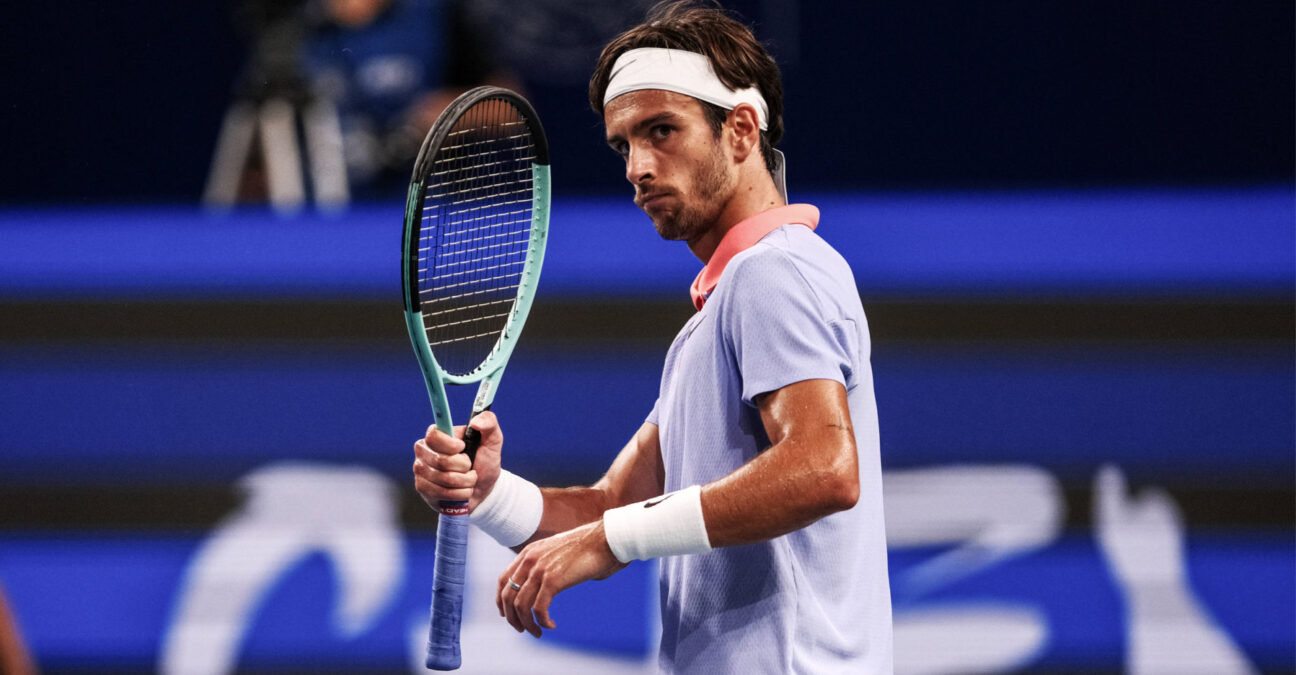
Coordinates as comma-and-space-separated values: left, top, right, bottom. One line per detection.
469, 411, 503, 447
411, 450, 472, 486
415, 441, 472, 473
426, 467, 478, 492
468, 410, 497, 433
423, 426, 467, 455
497, 560, 525, 630
502, 586, 526, 633
496, 567, 509, 617
533, 585, 558, 631
413, 473, 472, 503
424, 423, 468, 438
513, 570, 544, 637
501, 548, 544, 634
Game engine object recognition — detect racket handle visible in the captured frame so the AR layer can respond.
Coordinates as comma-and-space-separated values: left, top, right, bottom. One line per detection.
426, 414, 487, 669
427, 504, 468, 669
461, 404, 489, 465
462, 425, 482, 466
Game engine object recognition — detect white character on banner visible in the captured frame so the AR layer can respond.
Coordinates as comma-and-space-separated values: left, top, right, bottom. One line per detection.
1093, 464, 1256, 675
884, 464, 1064, 674
159, 463, 404, 675
155, 461, 1261, 674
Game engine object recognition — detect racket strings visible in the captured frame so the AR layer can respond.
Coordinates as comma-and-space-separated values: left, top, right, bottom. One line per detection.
426, 147, 534, 178
417, 216, 532, 257
421, 295, 516, 318
431, 246, 526, 275
426, 264, 527, 294
424, 166, 533, 198
417, 96, 537, 376
436, 196, 533, 219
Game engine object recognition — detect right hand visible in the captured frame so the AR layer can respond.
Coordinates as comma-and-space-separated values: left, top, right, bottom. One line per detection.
412, 411, 504, 512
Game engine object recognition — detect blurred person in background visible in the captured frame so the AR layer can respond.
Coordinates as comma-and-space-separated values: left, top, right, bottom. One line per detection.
218, 0, 519, 204
303, 0, 521, 197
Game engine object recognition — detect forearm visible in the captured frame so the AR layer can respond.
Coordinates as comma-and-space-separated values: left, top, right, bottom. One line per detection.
518, 486, 611, 549
604, 423, 859, 562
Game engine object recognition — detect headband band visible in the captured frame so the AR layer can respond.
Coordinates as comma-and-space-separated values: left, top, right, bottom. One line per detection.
603, 47, 769, 131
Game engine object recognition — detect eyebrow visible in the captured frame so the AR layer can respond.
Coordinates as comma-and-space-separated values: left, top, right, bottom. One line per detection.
605, 111, 684, 147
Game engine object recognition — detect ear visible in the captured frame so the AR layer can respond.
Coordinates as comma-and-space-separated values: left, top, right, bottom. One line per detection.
726, 103, 762, 163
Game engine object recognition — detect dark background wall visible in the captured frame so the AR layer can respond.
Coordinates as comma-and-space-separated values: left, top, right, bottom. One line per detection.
0, 1, 1290, 203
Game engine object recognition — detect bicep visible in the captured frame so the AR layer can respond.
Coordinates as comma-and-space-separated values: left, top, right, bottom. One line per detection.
700, 379, 860, 548
755, 378, 859, 507
756, 379, 855, 451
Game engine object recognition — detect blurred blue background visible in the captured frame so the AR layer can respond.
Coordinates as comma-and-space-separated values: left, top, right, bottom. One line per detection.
0, 1, 1291, 673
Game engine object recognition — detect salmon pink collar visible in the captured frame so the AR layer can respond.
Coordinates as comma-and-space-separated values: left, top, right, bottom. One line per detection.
689, 204, 819, 310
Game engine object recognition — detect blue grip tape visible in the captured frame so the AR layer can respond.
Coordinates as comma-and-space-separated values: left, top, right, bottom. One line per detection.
426, 504, 469, 670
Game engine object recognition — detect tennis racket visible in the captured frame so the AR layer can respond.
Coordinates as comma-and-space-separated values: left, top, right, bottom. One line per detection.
402, 86, 549, 670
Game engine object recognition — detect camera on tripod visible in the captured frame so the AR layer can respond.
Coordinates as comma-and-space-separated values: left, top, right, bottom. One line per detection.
204, 0, 349, 212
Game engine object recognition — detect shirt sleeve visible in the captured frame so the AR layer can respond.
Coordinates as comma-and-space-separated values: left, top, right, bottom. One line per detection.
719, 246, 856, 407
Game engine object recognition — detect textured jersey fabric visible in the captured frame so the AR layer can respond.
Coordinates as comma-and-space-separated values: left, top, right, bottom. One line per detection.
646, 215, 893, 673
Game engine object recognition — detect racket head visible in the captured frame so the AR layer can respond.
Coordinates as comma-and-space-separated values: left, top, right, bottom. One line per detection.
402, 86, 550, 400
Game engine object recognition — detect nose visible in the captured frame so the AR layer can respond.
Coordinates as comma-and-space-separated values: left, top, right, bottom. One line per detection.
625, 143, 654, 186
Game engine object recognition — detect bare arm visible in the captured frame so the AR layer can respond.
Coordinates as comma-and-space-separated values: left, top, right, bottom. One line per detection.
702, 378, 859, 547
496, 378, 859, 637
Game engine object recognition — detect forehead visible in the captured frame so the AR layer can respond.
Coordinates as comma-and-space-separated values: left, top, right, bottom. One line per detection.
602, 90, 708, 136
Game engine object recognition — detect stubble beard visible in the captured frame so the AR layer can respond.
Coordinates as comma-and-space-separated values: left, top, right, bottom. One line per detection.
649, 140, 735, 243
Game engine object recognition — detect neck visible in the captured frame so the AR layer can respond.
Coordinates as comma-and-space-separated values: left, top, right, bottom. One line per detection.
686, 166, 785, 263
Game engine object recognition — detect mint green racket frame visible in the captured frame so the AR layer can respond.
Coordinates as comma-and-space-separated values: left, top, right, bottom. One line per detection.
399, 85, 549, 671
402, 164, 550, 430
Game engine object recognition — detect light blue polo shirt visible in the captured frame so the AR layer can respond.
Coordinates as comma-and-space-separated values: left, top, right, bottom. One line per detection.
646, 207, 893, 673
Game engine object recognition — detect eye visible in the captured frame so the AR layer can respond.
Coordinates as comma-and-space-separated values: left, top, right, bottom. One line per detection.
650, 124, 673, 140
609, 140, 629, 158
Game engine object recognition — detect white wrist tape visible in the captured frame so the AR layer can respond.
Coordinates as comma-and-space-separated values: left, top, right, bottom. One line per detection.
603, 485, 712, 563
469, 469, 542, 548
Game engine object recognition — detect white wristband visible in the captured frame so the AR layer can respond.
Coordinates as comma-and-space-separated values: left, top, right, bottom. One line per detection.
603, 485, 713, 563
469, 469, 542, 548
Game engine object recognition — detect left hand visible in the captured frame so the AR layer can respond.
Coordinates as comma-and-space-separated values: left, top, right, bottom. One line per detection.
496, 520, 627, 637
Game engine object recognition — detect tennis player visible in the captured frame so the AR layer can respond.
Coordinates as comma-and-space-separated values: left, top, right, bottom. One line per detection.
413, 2, 893, 671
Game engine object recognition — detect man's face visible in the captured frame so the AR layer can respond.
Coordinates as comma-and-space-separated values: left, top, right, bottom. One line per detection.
603, 90, 737, 243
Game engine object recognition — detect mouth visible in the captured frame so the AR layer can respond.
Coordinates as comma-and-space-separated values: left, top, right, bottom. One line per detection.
635, 190, 671, 212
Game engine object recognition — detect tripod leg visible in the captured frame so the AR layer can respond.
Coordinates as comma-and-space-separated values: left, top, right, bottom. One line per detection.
258, 99, 306, 213
303, 99, 350, 210
203, 101, 259, 209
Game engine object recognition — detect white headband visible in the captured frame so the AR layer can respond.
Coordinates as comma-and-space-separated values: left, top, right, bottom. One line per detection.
603, 47, 769, 131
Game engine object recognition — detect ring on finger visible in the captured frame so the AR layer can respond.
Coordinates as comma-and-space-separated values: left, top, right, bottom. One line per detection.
508, 578, 521, 591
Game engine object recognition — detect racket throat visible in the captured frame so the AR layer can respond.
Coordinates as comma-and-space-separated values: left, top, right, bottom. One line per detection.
471, 380, 494, 416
